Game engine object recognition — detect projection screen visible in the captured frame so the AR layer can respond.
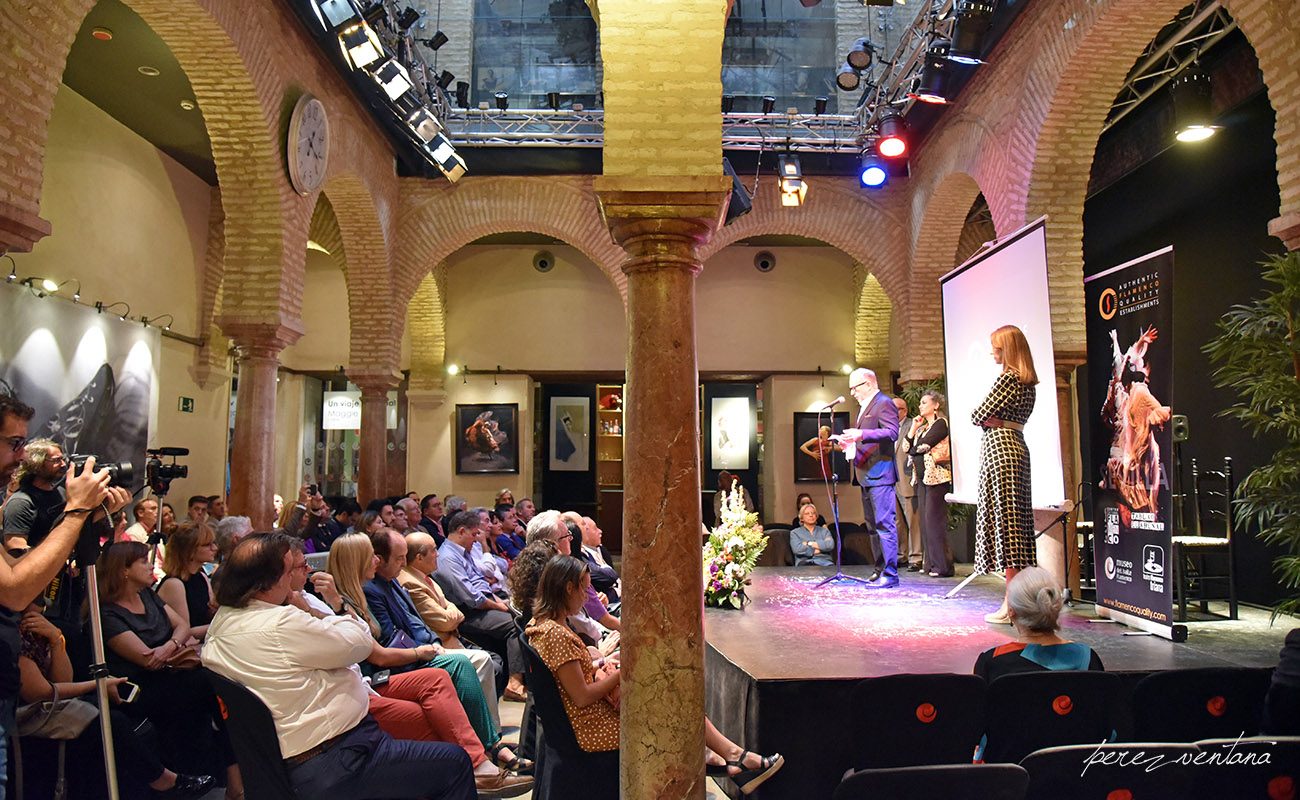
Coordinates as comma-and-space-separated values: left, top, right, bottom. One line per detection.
939, 217, 1066, 510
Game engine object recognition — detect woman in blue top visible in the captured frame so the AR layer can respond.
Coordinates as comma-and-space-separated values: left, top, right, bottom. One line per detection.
789, 503, 835, 566
974, 566, 1103, 683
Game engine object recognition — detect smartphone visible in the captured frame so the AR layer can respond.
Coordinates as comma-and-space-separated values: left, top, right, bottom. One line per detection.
370, 669, 391, 687
308, 484, 319, 496
119, 680, 141, 704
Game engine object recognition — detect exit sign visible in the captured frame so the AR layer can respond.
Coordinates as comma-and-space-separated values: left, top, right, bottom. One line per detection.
178, 397, 195, 413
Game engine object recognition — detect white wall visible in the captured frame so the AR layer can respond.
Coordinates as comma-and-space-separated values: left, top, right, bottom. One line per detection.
282, 250, 351, 372
9, 86, 227, 501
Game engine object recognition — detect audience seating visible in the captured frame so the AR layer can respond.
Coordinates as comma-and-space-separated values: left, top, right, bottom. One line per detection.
1020, 742, 1199, 800
1132, 666, 1271, 742
1173, 456, 1238, 621
1191, 736, 1300, 800
982, 671, 1121, 764
846, 674, 986, 769
520, 639, 618, 800
758, 530, 794, 567
205, 669, 297, 800
833, 763, 1029, 800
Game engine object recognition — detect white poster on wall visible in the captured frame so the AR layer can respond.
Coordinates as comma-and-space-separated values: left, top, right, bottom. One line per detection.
710, 396, 751, 470
322, 389, 399, 430
0, 284, 159, 490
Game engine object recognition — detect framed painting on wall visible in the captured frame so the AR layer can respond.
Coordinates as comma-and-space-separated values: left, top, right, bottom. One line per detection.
549, 396, 590, 471
710, 396, 751, 470
793, 411, 851, 482
455, 403, 519, 474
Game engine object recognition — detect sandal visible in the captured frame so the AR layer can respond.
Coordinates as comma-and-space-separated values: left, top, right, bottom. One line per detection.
727, 751, 785, 795
489, 743, 535, 776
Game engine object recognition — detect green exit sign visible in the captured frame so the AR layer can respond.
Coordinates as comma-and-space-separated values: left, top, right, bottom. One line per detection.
178, 397, 195, 413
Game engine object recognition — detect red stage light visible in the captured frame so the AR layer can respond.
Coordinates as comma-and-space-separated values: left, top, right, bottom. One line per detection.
878, 136, 906, 158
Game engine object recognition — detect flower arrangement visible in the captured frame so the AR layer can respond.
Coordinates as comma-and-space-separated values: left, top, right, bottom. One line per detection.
703, 486, 768, 608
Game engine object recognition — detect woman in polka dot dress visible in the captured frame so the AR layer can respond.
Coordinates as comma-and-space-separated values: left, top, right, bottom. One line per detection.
972, 324, 1039, 624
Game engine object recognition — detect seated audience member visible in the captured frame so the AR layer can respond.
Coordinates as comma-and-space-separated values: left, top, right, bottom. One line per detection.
329, 533, 527, 770
441, 495, 468, 534
160, 502, 178, 538
123, 498, 159, 544
400, 531, 470, 648
17, 595, 216, 799
324, 497, 361, 542
206, 494, 227, 522
419, 494, 447, 544
478, 509, 512, 586
514, 498, 537, 529
437, 513, 529, 702
789, 493, 826, 528
396, 497, 421, 534
366, 498, 397, 528
1263, 627, 1300, 735
213, 515, 253, 568
494, 504, 526, 559
366, 529, 504, 724
789, 503, 834, 566
494, 489, 515, 507
526, 557, 784, 795
272, 493, 284, 521
577, 516, 620, 603
525, 511, 619, 633
185, 496, 208, 524
97, 543, 242, 797
157, 521, 218, 641
973, 566, 1104, 682
506, 541, 554, 624
201, 533, 478, 800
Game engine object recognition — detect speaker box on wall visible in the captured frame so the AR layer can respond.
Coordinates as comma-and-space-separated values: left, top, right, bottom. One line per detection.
723, 157, 752, 226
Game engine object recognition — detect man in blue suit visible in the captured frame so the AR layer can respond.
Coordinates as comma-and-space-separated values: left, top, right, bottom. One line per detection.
838, 368, 901, 588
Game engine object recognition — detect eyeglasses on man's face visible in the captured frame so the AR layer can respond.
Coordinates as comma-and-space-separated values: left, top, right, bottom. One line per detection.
3, 436, 26, 454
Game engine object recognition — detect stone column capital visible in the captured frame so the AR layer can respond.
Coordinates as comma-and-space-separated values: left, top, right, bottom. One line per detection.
594, 175, 733, 276
1269, 212, 1300, 251
350, 371, 402, 395
0, 200, 52, 254
221, 317, 304, 359
406, 387, 447, 410
1053, 349, 1087, 387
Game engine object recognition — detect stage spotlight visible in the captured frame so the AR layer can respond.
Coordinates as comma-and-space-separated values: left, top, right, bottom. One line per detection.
455, 80, 470, 107
362, 2, 387, 26
494, 91, 509, 111
436, 69, 455, 91
913, 38, 952, 104
446, 363, 460, 376
761, 96, 776, 114
318, 0, 360, 28
1172, 63, 1216, 143
546, 91, 561, 110
814, 96, 828, 115
836, 63, 860, 92
722, 94, 735, 114
847, 38, 874, 71
949, 0, 994, 65
420, 30, 449, 50
798, 0, 822, 6
778, 154, 808, 207
859, 154, 888, 188
372, 59, 413, 102
876, 112, 907, 157
407, 107, 442, 143
395, 6, 421, 31
429, 132, 467, 182
338, 22, 383, 69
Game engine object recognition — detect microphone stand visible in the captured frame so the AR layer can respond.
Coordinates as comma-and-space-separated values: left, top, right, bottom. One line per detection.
815, 402, 869, 589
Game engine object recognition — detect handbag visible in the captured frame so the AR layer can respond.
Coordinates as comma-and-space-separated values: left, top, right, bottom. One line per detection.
931, 436, 951, 464
386, 629, 420, 651
16, 685, 99, 740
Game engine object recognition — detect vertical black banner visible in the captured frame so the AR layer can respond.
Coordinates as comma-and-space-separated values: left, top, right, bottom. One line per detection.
1085, 248, 1175, 634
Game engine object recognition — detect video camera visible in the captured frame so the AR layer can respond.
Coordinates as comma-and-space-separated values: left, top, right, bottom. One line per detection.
146, 447, 189, 496
69, 455, 134, 488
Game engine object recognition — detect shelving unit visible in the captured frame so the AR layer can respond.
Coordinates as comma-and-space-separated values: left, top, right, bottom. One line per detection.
596, 384, 625, 553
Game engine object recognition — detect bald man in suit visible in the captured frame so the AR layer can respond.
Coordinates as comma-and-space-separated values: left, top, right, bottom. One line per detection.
837, 368, 901, 588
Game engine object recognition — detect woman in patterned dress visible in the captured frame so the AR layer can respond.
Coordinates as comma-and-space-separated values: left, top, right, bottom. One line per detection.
972, 325, 1039, 624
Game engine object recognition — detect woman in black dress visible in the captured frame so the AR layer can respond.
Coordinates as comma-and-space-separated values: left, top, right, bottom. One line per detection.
972, 325, 1039, 624
157, 521, 218, 641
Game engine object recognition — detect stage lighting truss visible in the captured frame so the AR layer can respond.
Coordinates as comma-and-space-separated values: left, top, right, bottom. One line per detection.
1102, 0, 1236, 135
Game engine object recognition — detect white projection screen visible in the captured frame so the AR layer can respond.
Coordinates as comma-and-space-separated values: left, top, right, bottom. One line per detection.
940, 217, 1066, 510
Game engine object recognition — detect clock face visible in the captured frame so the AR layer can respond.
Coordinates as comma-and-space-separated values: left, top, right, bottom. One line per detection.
288, 95, 329, 195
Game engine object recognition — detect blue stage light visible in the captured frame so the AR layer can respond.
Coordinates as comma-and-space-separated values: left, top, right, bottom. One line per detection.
860, 156, 887, 188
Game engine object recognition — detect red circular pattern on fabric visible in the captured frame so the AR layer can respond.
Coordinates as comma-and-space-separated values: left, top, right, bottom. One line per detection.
1206, 695, 1227, 717
916, 703, 937, 723
1106, 790, 1133, 800
1052, 695, 1073, 716
1267, 775, 1295, 800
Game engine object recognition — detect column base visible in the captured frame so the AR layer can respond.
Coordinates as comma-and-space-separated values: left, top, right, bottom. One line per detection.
1269, 212, 1300, 251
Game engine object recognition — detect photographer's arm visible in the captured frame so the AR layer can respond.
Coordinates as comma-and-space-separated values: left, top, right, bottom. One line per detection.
0, 458, 122, 611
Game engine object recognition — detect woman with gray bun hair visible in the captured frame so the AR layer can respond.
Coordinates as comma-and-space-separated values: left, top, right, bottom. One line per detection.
973, 566, 1104, 683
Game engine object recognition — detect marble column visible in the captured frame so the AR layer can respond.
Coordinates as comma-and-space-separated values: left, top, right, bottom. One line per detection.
1054, 351, 1087, 595
354, 374, 399, 505
595, 175, 732, 800
226, 323, 301, 530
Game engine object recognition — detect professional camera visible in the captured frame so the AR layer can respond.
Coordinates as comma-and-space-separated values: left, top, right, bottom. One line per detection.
146, 447, 189, 496
69, 454, 134, 487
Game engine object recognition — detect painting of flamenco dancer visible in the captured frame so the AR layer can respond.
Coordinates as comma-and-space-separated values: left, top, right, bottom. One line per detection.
456, 404, 518, 474
1100, 326, 1172, 519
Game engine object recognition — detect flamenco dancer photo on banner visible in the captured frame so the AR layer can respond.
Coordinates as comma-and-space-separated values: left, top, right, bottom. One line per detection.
1101, 326, 1172, 527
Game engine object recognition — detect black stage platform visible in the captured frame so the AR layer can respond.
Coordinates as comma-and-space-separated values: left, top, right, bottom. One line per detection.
703, 565, 1292, 800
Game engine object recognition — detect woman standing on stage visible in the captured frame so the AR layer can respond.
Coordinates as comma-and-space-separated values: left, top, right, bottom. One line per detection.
972, 325, 1038, 624
909, 390, 954, 577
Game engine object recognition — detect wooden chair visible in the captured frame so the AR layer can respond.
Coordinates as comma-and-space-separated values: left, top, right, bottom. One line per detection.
1173, 456, 1237, 621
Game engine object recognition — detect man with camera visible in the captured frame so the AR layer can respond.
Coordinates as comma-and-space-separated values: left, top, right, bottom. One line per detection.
2, 439, 70, 553
0, 393, 129, 798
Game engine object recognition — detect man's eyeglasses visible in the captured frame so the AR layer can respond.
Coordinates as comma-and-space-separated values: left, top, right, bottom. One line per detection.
849, 381, 870, 392
3, 436, 26, 453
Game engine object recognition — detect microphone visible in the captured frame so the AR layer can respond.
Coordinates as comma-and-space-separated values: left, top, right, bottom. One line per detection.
822, 396, 845, 409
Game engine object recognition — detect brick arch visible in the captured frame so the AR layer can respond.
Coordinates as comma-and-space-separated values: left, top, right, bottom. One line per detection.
407, 267, 447, 392
1021, 0, 1195, 350
699, 177, 910, 305
308, 194, 347, 274
955, 195, 996, 267
395, 176, 627, 309
905, 171, 985, 380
